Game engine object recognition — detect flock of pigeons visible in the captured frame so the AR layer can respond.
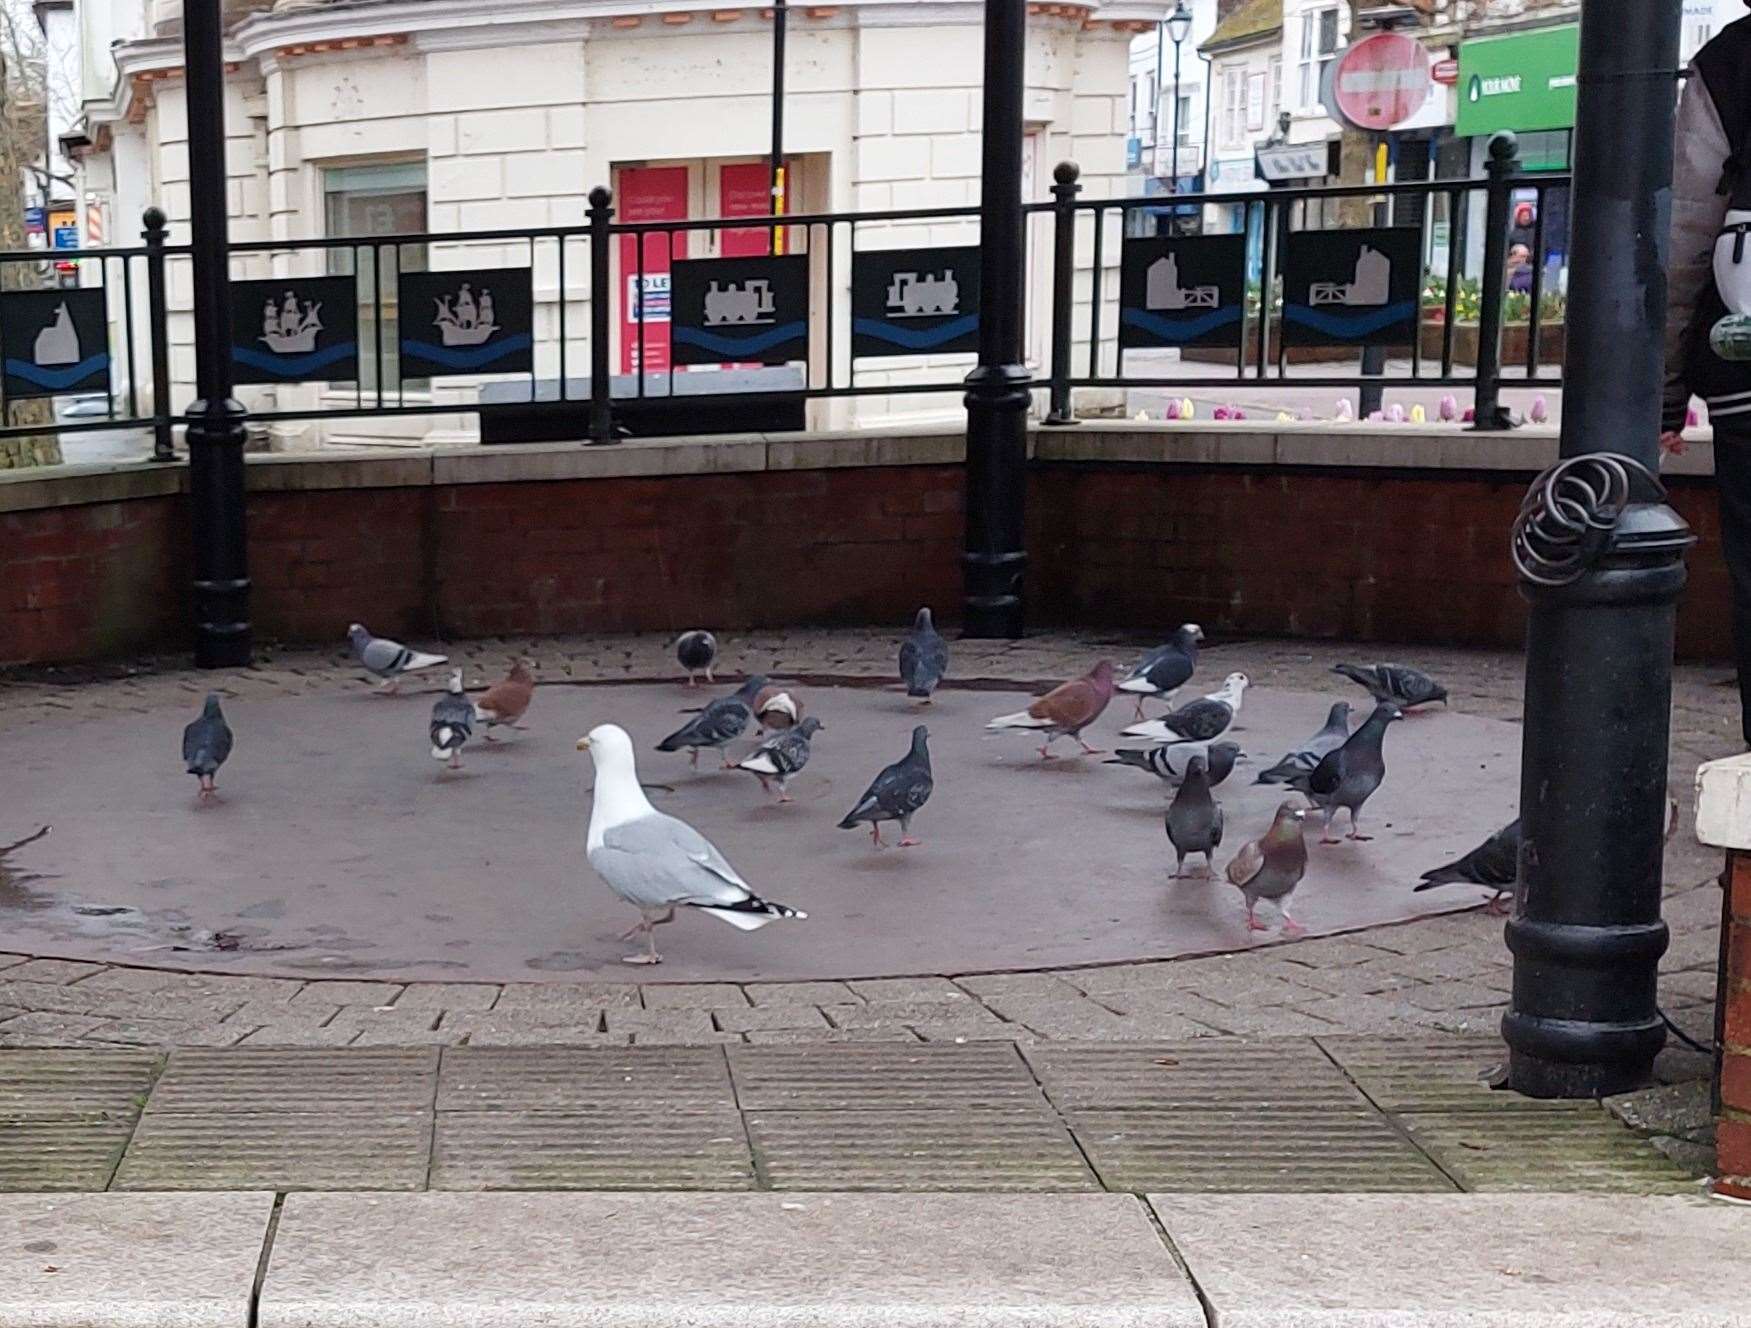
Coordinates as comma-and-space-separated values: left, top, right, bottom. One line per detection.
176, 613, 1515, 965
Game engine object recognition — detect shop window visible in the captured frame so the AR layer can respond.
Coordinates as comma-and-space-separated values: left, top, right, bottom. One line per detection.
324, 162, 428, 397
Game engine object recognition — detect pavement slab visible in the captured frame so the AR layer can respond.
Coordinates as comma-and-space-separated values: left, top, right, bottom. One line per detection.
0, 1118, 138, 1192
0, 1192, 272, 1328
112, 1110, 434, 1191
257, 1191, 1205, 1328
1314, 1035, 1582, 1112
1024, 1040, 1371, 1112
145, 1048, 439, 1114
430, 1108, 755, 1191
727, 1042, 1045, 1110
0, 1049, 159, 1120
1396, 1108, 1702, 1192
437, 1047, 736, 1110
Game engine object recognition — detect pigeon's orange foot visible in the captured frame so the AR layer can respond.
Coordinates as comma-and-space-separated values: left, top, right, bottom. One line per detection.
1485, 893, 1511, 916
1282, 919, 1307, 938
1347, 832, 1373, 842
1246, 916, 1271, 932
1320, 836, 1343, 846
621, 952, 663, 966
778, 794, 794, 804
899, 837, 921, 848
484, 732, 500, 743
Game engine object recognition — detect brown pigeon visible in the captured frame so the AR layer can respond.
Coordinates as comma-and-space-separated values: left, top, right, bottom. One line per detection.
1226, 801, 1311, 937
753, 685, 803, 733
473, 657, 535, 741
985, 660, 1117, 759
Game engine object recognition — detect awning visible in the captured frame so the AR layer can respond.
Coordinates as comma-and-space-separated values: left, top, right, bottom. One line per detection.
1256, 143, 1328, 183
1455, 24, 1577, 137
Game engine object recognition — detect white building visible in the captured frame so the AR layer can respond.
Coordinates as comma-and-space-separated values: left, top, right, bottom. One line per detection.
1198, 0, 1280, 225
68, 0, 1165, 446
1124, 0, 1216, 210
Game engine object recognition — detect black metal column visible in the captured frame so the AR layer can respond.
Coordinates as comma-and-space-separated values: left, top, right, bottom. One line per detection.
183, 0, 251, 668
770, 0, 787, 249
1503, 0, 1691, 1098
962, 0, 1030, 638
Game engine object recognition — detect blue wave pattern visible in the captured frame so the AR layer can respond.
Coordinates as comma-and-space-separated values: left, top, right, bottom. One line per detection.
5, 353, 109, 390
1119, 306, 1241, 344
232, 340, 358, 377
673, 320, 807, 358
1282, 300, 1416, 340
402, 332, 533, 373
851, 314, 979, 351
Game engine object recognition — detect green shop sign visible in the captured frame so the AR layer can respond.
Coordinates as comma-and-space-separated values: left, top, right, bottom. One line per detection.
1456, 24, 1578, 137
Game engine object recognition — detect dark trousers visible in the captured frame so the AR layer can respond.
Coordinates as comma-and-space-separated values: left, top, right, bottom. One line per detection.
1715, 430, 1751, 745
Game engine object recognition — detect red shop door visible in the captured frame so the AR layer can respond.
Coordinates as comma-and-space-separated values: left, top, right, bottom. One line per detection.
616, 165, 688, 375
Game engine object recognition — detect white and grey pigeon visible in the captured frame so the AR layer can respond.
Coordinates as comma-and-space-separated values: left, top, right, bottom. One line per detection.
1107, 739, 1240, 789
429, 669, 474, 770
579, 723, 805, 964
1255, 702, 1353, 785
899, 607, 950, 703
676, 631, 718, 687
839, 725, 934, 848
181, 693, 234, 801
656, 675, 767, 768
1121, 672, 1249, 743
736, 716, 824, 802
1117, 622, 1204, 719
348, 622, 447, 694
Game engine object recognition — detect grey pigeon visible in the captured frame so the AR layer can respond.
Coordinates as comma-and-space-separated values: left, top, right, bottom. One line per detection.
1107, 740, 1240, 789
1227, 801, 1311, 935
1255, 702, 1353, 785
348, 622, 447, 694
1290, 701, 1403, 842
1416, 818, 1519, 915
429, 669, 474, 770
1117, 622, 1204, 719
1122, 672, 1249, 743
182, 693, 234, 801
899, 607, 950, 702
1333, 663, 1448, 710
839, 725, 933, 848
736, 716, 824, 802
656, 675, 767, 769
676, 631, 717, 687
1165, 755, 1224, 878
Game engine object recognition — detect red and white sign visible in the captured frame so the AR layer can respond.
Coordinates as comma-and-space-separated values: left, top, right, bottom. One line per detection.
616, 165, 688, 375
1431, 56, 1459, 86
1330, 32, 1434, 132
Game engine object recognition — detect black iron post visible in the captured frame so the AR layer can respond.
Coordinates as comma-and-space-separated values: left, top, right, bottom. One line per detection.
587, 185, 614, 445
1503, 0, 1692, 1099
962, 0, 1030, 638
182, 0, 250, 668
142, 206, 174, 463
1472, 132, 1518, 432
1044, 161, 1080, 427
770, 0, 787, 251
1169, 31, 1183, 201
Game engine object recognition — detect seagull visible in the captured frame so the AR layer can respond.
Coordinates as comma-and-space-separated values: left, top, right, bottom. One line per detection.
736, 716, 824, 802
348, 623, 447, 694
838, 725, 934, 848
181, 693, 234, 802
1116, 623, 1204, 719
676, 631, 718, 687
899, 607, 950, 703
1121, 672, 1248, 743
985, 661, 1117, 759
579, 724, 805, 965
655, 675, 766, 768
1332, 663, 1448, 711
429, 669, 474, 770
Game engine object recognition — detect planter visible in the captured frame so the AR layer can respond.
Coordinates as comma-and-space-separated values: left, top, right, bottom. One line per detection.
1420, 320, 1567, 369
1179, 317, 1387, 368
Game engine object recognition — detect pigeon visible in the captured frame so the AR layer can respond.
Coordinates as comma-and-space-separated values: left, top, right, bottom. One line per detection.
736, 716, 824, 802
655, 675, 767, 768
578, 724, 804, 964
429, 669, 474, 770
1116, 623, 1204, 719
753, 685, 803, 733
1332, 663, 1448, 711
348, 623, 448, 694
676, 631, 718, 687
1107, 740, 1240, 789
838, 725, 934, 848
473, 657, 535, 741
1120, 672, 1249, 743
1226, 801, 1311, 935
985, 661, 1117, 759
1255, 702, 1353, 785
1416, 818, 1519, 915
899, 607, 950, 702
1289, 701, 1404, 842
1164, 755, 1224, 878
181, 693, 233, 801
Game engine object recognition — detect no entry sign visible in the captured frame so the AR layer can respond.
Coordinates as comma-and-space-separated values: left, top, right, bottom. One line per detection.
1330, 31, 1433, 131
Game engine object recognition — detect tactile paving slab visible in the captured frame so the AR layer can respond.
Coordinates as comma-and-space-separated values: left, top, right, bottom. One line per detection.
1066, 1108, 1458, 1193
1316, 1036, 1575, 1112
0, 1050, 160, 1121
1025, 1041, 1373, 1112
437, 1047, 736, 1110
431, 1108, 755, 1190
729, 1042, 1046, 1111
145, 1048, 438, 1114
112, 1111, 433, 1191
1397, 1109, 1701, 1192
746, 1108, 1099, 1191
0, 1118, 136, 1191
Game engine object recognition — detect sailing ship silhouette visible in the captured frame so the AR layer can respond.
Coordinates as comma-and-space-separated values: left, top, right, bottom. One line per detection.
260, 293, 324, 354
433, 283, 498, 347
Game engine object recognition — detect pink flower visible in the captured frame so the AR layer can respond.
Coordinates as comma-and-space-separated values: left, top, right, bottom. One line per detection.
1165, 399, 1181, 420
1529, 395, 1549, 424
1438, 394, 1458, 422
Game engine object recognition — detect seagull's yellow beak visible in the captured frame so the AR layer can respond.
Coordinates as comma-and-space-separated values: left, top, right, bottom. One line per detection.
575, 737, 591, 751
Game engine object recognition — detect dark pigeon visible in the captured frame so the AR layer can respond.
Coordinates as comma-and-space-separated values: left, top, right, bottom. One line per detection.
736, 716, 824, 802
1290, 701, 1403, 842
1256, 702, 1353, 785
182, 693, 234, 801
838, 725, 934, 848
1108, 740, 1240, 789
1117, 622, 1204, 719
676, 630, 718, 687
899, 607, 950, 702
656, 675, 767, 768
1416, 818, 1520, 915
1332, 663, 1448, 711
1226, 801, 1311, 935
429, 669, 474, 771
1165, 756, 1224, 878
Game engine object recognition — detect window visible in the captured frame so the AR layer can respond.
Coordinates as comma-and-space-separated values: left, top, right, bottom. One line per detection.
323, 161, 428, 397
1176, 94, 1194, 144
1246, 71, 1267, 131
1223, 69, 1245, 148
1297, 5, 1341, 109
1268, 56, 1283, 121
1147, 73, 1159, 136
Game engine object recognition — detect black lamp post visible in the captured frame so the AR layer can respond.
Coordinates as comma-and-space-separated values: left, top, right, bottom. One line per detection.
1166, 0, 1192, 230
770, 0, 787, 251
182, 0, 251, 668
962, 0, 1029, 638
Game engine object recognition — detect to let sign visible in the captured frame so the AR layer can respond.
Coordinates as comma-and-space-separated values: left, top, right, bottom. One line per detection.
1329, 32, 1433, 132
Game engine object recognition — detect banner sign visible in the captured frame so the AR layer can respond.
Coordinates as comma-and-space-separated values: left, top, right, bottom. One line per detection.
670, 254, 809, 366
231, 276, 358, 384
1118, 235, 1247, 350
851, 245, 980, 358
0, 289, 109, 398
1281, 227, 1421, 348
399, 267, 534, 378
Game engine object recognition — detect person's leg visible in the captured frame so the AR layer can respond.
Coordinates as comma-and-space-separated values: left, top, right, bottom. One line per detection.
1712, 431, 1751, 746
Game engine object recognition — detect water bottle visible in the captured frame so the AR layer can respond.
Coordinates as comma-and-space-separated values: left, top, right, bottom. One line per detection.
1711, 313, 1751, 362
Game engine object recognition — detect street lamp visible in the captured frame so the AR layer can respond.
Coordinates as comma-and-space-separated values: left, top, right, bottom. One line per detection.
1165, 2, 1193, 233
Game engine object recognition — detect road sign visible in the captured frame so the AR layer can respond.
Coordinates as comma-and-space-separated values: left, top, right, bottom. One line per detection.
1432, 57, 1459, 85
1329, 31, 1434, 132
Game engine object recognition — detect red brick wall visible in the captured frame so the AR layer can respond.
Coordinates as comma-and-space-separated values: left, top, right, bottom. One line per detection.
1716, 855, 1751, 1198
